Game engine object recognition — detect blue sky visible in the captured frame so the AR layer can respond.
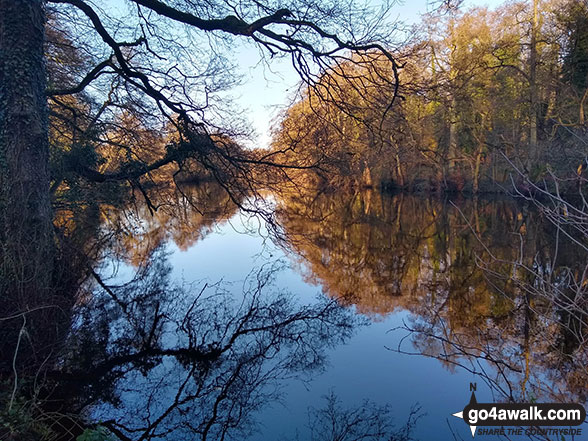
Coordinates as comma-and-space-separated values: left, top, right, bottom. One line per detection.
231, 0, 506, 149
102, 0, 506, 148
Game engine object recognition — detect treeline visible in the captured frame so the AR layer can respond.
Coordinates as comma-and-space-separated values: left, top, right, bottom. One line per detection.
271, 0, 588, 193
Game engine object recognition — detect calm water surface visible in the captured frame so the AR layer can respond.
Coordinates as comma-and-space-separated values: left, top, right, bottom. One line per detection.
77, 188, 588, 440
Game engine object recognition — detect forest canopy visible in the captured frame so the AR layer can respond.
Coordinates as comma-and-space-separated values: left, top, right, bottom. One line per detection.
271, 0, 588, 194
0, 0, 402, 303
2, 0, 586, 334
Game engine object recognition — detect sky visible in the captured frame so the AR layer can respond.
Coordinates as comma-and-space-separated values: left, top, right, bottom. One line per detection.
104, 0, 506, 149
232, 0, 506, 149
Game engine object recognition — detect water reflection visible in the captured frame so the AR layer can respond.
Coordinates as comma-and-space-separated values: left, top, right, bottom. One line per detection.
275, 188, 588, 406
2, 182, 587, 440
96, 181, 241, 267
1, 183, 421, 441
69, 255, 359, 441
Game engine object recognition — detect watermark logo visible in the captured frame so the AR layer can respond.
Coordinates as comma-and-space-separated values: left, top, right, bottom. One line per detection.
452, 383, 586, 437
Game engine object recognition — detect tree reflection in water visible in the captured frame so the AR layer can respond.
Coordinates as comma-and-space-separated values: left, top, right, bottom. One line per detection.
66, 253, 359, 441
304, 393, 422, 441
275, 188, 588, 407
1, 182, 421, 441
3, 181, 587, 440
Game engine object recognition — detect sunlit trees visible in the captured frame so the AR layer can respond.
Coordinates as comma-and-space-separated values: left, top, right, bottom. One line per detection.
270, 50, 408, 190
419, 7, 496, 191
0, 0, 401, 321
0, 2, 401, 434
272, 0, 587, 193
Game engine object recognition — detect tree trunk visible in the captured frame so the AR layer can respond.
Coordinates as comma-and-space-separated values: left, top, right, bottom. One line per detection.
394, 151, 404, 187
449, 96, 458, 173
580, 88, 588, 126
473, 145, 483, 194
0, 0, 53, 301
528, 0, 539, 166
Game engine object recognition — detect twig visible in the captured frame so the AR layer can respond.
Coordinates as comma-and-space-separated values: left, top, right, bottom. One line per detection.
9, 314, 27, 412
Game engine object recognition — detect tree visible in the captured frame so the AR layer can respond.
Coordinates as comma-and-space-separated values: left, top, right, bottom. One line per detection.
0, 249, 361, 440
0, 1, 399, 297
552, 0, 588, 127
0, 0, 52, 302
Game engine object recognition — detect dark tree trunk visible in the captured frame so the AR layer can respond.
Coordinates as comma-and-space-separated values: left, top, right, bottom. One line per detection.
528, 0, 538, 166
0, 0, 53, 301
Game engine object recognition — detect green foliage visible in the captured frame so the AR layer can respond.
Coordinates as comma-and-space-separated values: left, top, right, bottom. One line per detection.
560, 0, 588, 91
0, 381, 54, 441
51, 141, 103, 183
76, 427, 114, 441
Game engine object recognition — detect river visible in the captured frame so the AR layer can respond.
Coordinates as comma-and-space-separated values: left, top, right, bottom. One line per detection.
56, 186, 588, 440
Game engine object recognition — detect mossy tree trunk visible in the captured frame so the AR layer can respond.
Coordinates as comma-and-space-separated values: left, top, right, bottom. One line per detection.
0, 0, 53, 302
